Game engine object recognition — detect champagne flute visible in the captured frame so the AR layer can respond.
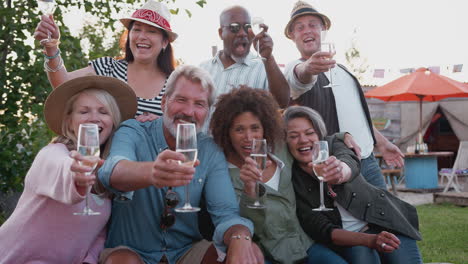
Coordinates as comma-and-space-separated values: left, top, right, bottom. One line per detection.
37, 0, 57, 43
74, 123, 101, 216
320, 30, 339, 88
251, 17, 264, 60
312, 141, 333, 211
174, 123, 200, 213
247, 138, 267, 209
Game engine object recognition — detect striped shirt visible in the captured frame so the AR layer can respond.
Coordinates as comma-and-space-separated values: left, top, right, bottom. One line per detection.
199, 52, 269, 100
90, 57, 165, 116
199, 52, 269, 132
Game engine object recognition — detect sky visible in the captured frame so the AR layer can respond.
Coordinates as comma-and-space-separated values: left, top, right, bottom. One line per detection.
65, 0, 468, 84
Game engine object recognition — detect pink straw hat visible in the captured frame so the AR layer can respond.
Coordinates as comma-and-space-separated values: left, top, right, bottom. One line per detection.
120, 0, 178, 42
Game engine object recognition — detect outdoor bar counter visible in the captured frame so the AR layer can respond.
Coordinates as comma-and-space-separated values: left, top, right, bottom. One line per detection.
403, 151, 453, 189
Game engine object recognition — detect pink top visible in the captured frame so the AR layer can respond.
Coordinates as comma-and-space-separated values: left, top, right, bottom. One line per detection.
0, 143, 111, 264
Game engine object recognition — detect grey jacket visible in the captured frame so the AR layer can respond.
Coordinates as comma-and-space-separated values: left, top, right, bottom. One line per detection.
293, 135, 421, 247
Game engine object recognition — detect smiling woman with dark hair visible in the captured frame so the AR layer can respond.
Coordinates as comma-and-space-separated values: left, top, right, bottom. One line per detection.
34, 0, 176, 118
210, 87, 344, 264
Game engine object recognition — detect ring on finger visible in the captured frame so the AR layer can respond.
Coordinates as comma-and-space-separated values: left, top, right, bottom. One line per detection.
381, 242, 386, 249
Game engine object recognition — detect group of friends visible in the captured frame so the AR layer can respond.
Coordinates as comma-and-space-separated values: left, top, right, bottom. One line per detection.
0, 0, 424, 263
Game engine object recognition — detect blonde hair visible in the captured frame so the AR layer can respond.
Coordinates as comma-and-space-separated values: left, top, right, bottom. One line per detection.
52, 89, 121, 151
51, 89, 122, 198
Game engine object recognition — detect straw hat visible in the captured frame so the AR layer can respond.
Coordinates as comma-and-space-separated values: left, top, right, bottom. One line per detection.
44, 76, 137, 135
284, 1, 331, 39
120, 0, 178, 42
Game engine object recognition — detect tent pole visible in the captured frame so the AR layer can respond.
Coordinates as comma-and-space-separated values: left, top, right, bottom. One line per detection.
418, 95, 424, 145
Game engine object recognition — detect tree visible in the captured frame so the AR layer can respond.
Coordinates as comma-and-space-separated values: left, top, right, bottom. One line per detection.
0, 0, 206, 194
344, 29, 369, 83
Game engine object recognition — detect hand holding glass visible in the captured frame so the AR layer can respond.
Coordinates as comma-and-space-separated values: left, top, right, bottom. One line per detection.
312, 141, 333, 211
37, 0, 57, 43
247, 139, 267, 209
175, 123, 200, 213
320, 30, 338, 88
251, 17, 265, 60
74, 123, 101, 216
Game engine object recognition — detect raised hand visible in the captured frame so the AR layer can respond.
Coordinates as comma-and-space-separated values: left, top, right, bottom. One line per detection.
310, 156, 351, 185
240, 157, 271, 197
34, 15, 60, 42
295, 50, 335, 78
70, 150, 102, 195
148, 150, 198, 188
250, 24, 273, 60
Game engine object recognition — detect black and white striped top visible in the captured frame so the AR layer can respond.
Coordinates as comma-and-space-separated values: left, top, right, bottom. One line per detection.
89, 57, 165, 116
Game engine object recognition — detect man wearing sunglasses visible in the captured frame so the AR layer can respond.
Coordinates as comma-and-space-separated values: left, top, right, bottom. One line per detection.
200, 5, 289, 132
98, 65, 263, 264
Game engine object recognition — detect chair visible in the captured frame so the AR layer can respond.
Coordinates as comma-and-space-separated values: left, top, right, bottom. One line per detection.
440, 141, 468, 192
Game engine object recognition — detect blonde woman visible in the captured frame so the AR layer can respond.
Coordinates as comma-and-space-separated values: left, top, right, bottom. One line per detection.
0, 76, 137, 264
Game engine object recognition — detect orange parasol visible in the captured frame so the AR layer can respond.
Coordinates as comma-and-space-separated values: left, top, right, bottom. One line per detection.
365, 67, 468, 145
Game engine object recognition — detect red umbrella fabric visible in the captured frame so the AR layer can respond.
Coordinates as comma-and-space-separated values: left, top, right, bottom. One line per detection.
365, 67, 468, 146
365, 67, 468, 101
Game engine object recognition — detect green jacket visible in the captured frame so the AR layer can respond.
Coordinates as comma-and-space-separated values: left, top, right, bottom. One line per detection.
228, 144, 313, 264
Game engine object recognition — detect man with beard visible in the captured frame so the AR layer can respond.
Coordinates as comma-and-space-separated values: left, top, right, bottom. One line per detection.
283, 1, 404, 189
98, 65, 263, 264
200, 5, 289, 131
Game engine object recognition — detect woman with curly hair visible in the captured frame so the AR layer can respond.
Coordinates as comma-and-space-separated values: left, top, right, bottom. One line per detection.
210, 86, 343, 264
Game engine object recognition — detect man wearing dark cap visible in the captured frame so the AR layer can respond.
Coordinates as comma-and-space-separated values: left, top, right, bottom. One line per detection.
284, 1, 404, 189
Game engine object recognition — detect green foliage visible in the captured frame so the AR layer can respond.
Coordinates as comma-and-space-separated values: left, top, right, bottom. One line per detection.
0, 0, 205, 194
416, 203, 468, 263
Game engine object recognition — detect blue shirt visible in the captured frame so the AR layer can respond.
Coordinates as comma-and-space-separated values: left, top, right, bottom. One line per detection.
98, 118, 253, 264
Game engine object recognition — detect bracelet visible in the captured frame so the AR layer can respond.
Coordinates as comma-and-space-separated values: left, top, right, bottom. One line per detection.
40, 38, 61, 48
44, 49, 60, 60
231, 235, 251, 241
44, 56, 64, 72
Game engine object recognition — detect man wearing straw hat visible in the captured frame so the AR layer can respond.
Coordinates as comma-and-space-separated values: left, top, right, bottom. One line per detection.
98, 65, 263, 264
283, 1, 404, 189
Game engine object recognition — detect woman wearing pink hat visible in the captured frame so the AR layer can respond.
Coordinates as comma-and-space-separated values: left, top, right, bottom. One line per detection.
34, 0, 178, 118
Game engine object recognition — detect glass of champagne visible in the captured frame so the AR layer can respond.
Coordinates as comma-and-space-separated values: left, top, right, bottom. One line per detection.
174, 123, 200, 213
320, 30, 338, 88
37, 0, 57, 44
247, 138, 267, 209
74, 123, 101, 216
251, 17, 264, 60
312, 141, 333, 211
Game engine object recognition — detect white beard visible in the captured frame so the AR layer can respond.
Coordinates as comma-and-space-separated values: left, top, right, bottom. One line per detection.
231, 53, 246, 64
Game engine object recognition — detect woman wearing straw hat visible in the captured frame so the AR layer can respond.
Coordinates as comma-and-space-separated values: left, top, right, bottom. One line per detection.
34, 0, 177, 119
0, 76, 137, 264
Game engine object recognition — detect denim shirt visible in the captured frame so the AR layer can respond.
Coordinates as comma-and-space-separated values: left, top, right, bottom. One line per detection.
98, 118, 253, 264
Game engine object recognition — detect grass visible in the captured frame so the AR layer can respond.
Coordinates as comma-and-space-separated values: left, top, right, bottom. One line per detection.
417, 203, 468, 264
0, 203, 466, 263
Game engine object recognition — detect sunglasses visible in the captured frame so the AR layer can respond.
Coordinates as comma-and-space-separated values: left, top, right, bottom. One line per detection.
224, 23, 252, 34
160, 187, 180, 229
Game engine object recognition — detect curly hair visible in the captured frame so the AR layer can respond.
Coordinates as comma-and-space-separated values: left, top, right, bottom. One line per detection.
210, 86, 284, 156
